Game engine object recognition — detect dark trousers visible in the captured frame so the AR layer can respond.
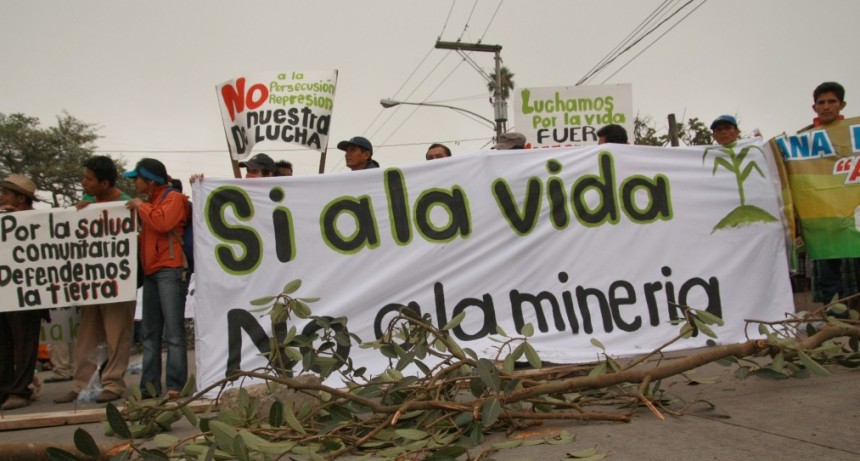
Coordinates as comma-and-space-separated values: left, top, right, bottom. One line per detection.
0, 310, 44, 400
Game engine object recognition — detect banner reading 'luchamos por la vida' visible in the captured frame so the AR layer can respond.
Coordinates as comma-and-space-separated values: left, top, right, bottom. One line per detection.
191, 141, 793, 397
773, 116, 860, 259
0, 202, 138, 312
514, 83, 633, 148
216, 70, 338, 161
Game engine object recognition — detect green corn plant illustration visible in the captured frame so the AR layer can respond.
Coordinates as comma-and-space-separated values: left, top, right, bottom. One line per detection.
702, 144, 778, 231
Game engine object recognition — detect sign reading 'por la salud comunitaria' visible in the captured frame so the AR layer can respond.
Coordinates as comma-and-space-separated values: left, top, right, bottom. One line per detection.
191, 140, 793, 396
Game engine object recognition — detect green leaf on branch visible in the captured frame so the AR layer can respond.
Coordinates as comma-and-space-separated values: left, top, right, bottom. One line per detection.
521, 323, 535, 337
73, 428, 100, 458
283, 279, 302, 294
106, 403, 132, 439
797, 350, 830, 376
694, 309, 725, 326
249, 296, 275, 306
482, 397, 503, 426
443, 311, 466, 330
590, 338, 605, 350
523, 342, 542, 368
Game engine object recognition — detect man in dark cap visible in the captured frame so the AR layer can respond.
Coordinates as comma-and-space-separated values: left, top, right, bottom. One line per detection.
238, 153, 277, 178
337, 136, 379, 171
494, 132, 527, 150
710, 115, 741, 147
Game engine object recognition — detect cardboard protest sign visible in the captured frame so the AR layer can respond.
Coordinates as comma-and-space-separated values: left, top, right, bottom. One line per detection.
191, 141, 792, 397
0, 202, 138, 312
216, 70, 338, 160
513, 84, 633, 148
772, 116, 860, 259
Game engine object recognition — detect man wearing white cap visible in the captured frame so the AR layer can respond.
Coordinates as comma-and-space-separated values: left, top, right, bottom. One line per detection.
494, 132, 527, 150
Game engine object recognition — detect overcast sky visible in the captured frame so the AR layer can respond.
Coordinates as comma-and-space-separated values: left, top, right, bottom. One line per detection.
2, 0, 859, 188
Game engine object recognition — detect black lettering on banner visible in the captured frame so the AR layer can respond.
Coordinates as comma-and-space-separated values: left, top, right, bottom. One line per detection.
414, 188, 471, 241
321, 197, 379, 253
510, 290, 566, 334
385, 170, 411, 244
572, 152, 618, 226
226, 309, 350, 376
493, 177, 543, 235
207, 187, 262, 274
434, 282, 496, 341
620, 175, 672, 222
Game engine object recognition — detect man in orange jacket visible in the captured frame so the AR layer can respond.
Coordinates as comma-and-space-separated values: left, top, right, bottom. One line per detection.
124, 158, 189, 398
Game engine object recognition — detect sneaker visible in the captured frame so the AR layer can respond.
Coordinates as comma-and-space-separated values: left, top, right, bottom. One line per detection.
166, 390, 182, 400
1, 395, 31, 410
53, 391, 79, 404
96, 390, 122, 403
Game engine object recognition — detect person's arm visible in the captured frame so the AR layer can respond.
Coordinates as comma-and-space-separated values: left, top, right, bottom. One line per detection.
133, 192, 186, 232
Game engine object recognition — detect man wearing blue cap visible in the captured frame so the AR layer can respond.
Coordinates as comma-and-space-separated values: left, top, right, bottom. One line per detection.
337, 136, 379, 171
710, 115, 741, 147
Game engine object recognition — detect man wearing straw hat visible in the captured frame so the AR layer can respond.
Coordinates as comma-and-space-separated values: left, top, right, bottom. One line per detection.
0, 174, 49, 410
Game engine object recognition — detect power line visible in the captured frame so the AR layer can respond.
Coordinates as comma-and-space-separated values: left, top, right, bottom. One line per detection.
457, 0, 480, 41
577, 0, 704, 86
599, 0, 709, 84
577, 0, 674, 85
479, 0, 504, 40
438, 0, 457, 40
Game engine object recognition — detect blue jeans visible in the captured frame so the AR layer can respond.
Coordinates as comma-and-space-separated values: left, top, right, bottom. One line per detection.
140, 267, 188, 396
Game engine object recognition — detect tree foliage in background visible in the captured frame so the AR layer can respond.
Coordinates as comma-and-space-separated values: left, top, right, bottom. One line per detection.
0, 112, 133, 207
487, 66, 515, 101
634, 115, 714, 147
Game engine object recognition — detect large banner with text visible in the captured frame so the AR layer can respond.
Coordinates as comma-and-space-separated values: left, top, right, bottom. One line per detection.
0, 202, 138, 312
216, 70, 338, 160
513, 83, 633, 148
773, 116, 860, 259
192, 141, 793, 395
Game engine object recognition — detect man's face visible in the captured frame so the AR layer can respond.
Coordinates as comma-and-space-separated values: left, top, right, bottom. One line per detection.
278, 167, 293, 177
344, 145, 370, 170
597, 136, 608, 145
712, 123, 740, 146
813, 91, 846, 124
81, 168, 109, 196
1, 188, 20, 209
426, 146, 448, 160
245, 168, 264, 179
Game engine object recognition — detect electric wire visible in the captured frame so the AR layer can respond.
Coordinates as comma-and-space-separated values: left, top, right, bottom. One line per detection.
478, 0, 504, 40
457, 0, 480, 41
438, 0, 456, 40
577, 0, 674, 85
578, 0, 700, 85
599, 0, 708, 84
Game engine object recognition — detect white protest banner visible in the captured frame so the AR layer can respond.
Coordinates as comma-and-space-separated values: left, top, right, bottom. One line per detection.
514, 84, 633, 148
192, 141, 793, 396
0, 202, 138, 312
216, 70, 338, 160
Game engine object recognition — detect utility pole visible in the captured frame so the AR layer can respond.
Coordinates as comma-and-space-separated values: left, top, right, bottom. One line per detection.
434, 41, 505, 141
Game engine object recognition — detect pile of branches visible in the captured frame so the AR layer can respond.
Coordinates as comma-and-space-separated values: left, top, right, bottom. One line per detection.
48, 283, 860, 461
